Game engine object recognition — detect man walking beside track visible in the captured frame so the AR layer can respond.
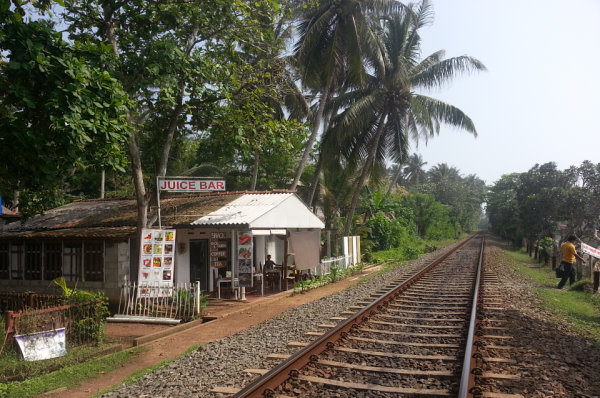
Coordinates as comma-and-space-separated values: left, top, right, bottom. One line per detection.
558, 235, 584, 289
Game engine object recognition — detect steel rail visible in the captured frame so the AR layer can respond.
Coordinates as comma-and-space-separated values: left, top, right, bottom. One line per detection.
458, 235, 485, 397
234, 235, 477, 398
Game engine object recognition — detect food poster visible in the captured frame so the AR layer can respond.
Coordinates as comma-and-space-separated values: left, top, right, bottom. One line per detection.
139, 228, 176, 297
237, 231, 253, 288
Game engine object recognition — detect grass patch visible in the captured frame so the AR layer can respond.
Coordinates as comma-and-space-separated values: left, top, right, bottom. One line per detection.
501, 245, 600, 344
0, 343, 122, 383
371, 237, 461, 274
0, 347, 145, 398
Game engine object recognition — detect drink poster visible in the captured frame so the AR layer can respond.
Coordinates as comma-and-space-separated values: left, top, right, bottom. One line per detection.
237, 231, 253, 288
139, 228, 176, 297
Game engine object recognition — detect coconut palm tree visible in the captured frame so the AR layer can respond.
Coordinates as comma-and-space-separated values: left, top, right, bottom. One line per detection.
403, 153, 428, 187
289, 0, 404, 190
427, 163, 462, 184
331, 0, 486, 236
387, 152, 427, 194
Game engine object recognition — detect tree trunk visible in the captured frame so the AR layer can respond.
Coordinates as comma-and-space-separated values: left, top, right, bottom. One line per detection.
306, 155, 323, 208
13, 190, 19, 212
306, 110, 333, 206
386, 165, 403, 195
342, 113, 386, 237
251, 150, 259, 190
100, 169, 105, 199
290, 79, 332, 190
127, 129, 150, 229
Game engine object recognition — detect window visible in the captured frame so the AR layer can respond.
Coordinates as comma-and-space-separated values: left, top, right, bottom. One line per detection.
10, 242, 24, 280
63, 243, 82, 282
24, 242, 42, 280
1, 240, 106, 282
84, 242, 104, 282
0, 242, 8, 279
44, 242, 62, 280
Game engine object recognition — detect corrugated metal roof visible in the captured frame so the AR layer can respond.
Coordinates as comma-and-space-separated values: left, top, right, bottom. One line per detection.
0, 191, 323, 239
191, 193, 293, 226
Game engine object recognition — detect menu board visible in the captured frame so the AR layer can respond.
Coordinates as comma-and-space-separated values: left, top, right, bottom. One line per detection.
138, 228, 176, 297
237, 231, 253, 288
210, 232, 230, 269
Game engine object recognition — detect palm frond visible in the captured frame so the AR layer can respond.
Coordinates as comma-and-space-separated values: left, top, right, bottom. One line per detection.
412, 55, 486, 90
412, 94, 477, 136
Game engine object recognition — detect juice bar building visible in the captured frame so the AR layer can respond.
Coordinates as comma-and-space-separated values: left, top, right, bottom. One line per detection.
0, 191, 324, 302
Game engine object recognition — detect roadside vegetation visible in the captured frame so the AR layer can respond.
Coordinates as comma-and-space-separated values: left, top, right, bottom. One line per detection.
0, 348, 145, 398
501, 243, 600, 345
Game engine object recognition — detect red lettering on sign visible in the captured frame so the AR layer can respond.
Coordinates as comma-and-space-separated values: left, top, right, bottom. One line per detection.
159, 179, 225, 191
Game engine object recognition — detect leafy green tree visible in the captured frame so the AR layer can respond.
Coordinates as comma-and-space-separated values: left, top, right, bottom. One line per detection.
486, 163, 598, 247
0, 14, 131, 217
400, 193, 454, 239
58, 0, 293, 228
419, 165, 485, 233
331, 2, 485, 236
568, 161, 600, 241
364, 211, 412, 251
515, 162, 573, 242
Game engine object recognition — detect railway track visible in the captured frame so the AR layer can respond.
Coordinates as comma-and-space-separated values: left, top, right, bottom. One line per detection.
233, 235, 525, 397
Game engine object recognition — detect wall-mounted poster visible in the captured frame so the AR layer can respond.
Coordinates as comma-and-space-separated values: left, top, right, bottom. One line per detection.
237, 231, 253, 288
138, 228, 176, 297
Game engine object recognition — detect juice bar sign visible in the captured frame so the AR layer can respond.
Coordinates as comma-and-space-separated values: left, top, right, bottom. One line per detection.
158, 178, 225, 192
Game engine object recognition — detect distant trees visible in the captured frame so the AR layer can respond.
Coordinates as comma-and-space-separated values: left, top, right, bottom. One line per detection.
356, 159, 486, 255
486, 161, 600, 246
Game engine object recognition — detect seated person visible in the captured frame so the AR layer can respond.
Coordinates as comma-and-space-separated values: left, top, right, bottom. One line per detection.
264, 254, 278, 271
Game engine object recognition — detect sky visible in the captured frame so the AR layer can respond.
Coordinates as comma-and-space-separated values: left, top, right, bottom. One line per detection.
411, 0, 600, 185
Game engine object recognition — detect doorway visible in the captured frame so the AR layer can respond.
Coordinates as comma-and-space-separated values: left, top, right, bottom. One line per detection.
189, 239, 209, 291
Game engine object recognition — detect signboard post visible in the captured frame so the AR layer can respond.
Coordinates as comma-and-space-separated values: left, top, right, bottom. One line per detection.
237, 231, 253, 296
138, 228, 176, 297
156, 176, 226, 228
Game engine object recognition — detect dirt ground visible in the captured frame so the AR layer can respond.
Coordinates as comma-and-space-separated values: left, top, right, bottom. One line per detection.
42, 268, 380, 398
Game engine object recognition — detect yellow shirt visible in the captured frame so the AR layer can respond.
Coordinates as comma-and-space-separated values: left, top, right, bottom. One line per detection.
561, 241, 577, 263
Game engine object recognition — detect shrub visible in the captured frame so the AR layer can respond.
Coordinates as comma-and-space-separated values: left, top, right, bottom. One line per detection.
402, 247, 423, 260
54, 277, 109, 345
424, 244, 438, 253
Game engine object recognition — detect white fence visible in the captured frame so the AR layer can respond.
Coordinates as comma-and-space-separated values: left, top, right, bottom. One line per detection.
314, 255, 353, 277
113, 281, 202, 323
